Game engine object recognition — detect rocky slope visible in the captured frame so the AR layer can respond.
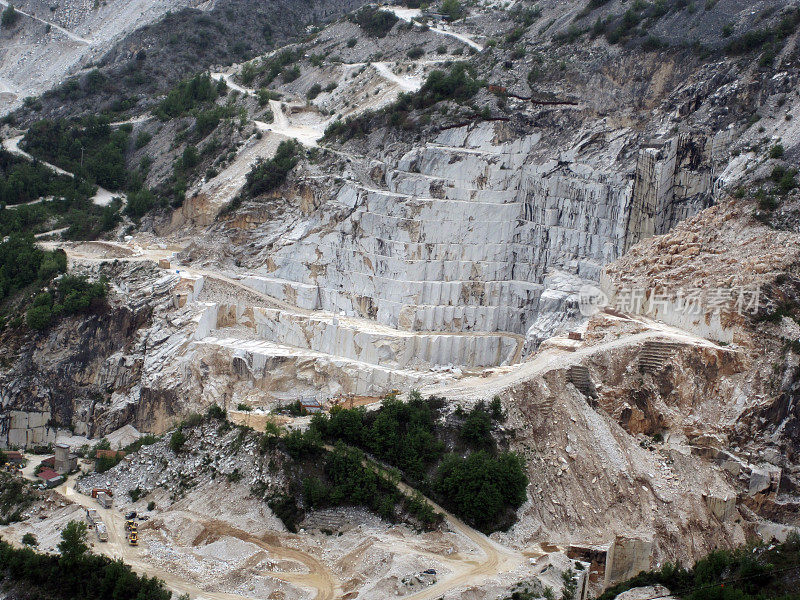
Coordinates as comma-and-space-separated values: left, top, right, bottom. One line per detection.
0, 0, 368, 118
1, 0, 800, 597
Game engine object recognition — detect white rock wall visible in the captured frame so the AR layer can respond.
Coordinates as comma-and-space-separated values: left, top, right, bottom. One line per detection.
244, 123, 714, 338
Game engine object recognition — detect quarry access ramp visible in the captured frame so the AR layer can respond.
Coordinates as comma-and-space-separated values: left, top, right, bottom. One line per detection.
423, 319, 731, 401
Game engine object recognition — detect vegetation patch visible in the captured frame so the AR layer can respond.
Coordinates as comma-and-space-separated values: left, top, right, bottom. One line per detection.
22, 117, 130, 190
598, 533, 800, 600
308, 393, 527, 533
221, 139, 301, 215
0, 234, 65, 305
350, 7, 399, 38
25, 274, 107, 331
0, 522, 171, 599
0, 472, 36, 525
154, 73, 228, 121
323, 64, 484, 142
725, 8, 800, 56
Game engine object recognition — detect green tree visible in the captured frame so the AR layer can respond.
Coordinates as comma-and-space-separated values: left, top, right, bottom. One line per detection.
26, 304, 52, 330
441, 0, 465, 21
1, 5, 19, 28
58, 520, 88, 561
21, 533, 37, 546
460, 404, 493, 448
170, 427, 187, 453
124, 188, 156, 220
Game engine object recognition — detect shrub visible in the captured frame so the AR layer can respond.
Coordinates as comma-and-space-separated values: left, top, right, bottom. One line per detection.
1, 6, 19, 28
417, 63, 482, 105
0, 534, 170, 598
282, 65, 301, 83
169, 427, 187, 453
243, 139, 300, 197
460, 403, 493, 447
154, 73, 221, 120
407, 47, 425, 59
306, 83, 322, 100
347, 37, 358, 48
441, 0, 465, 21
26, 304, 52, 330
351, 7, 398, 38
769, 144, 785, 158
134, 132, 152, 149
268, 494, 302, 532
433, 451, 527, 531
21, 533, 37, 547
123, 188, 156, 220
147, 501, 155, 511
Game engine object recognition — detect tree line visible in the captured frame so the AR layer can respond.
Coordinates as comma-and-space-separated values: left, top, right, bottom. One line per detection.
0, 521, 171, 600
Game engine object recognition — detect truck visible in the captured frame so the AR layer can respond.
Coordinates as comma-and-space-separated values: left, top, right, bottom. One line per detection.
95, 522, 108, 542
85, 509, 100, 526
96, 491, 112, 509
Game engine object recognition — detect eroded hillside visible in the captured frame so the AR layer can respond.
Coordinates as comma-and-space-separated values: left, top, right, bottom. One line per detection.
0, 0, 799, 599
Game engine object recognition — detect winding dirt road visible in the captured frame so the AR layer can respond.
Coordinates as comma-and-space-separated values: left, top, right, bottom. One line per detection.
1, 135, 124, 207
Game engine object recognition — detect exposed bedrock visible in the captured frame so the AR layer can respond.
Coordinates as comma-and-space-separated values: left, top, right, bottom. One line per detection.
241, 122, 714, 348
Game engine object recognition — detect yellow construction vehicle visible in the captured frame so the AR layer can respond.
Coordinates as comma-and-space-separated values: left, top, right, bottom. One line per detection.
125, 520, 135, 531
128, 531, 138, 546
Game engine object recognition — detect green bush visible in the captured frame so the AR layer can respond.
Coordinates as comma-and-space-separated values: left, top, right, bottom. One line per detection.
0, 234, 66, 302
725, 8, 800, 55
134, 132, 152, 149
268, 494, 303, 532
284, 428, 322, 459
22, 117, 131, 190
351, 7, 398, 37
417, 63, 482, 105
307, 83, 323, 100
0, 528, 170, 599
243, 139, 300, 197
441, 0, 465, 21
170, 427, 187, 453
154, 73, 222, 120
460, 403, 493, 447
26, 304, 52, 330
282, 65, 301, 83
598, 536, 800, 600
206, 404, 227, 420
1, 6, 19, 28
124, 188, 156, 220
433, 450, 527, 532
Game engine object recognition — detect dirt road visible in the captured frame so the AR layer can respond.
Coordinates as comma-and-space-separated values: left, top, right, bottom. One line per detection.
0, 0, 92, 45
422, 316, 732, 400
58, 484, 272, 600
328, 445, 527, 600
2, 135, 124, 206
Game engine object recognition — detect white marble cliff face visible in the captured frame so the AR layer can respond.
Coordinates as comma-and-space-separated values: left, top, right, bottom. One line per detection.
241, 122, 714, 340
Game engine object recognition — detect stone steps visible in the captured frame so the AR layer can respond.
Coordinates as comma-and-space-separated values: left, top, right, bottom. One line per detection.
568, 364, 593, 395
639, 341, 680, 373
195, 335, 444, 397
211, 303, 521, 369
240, 271, 543, 332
